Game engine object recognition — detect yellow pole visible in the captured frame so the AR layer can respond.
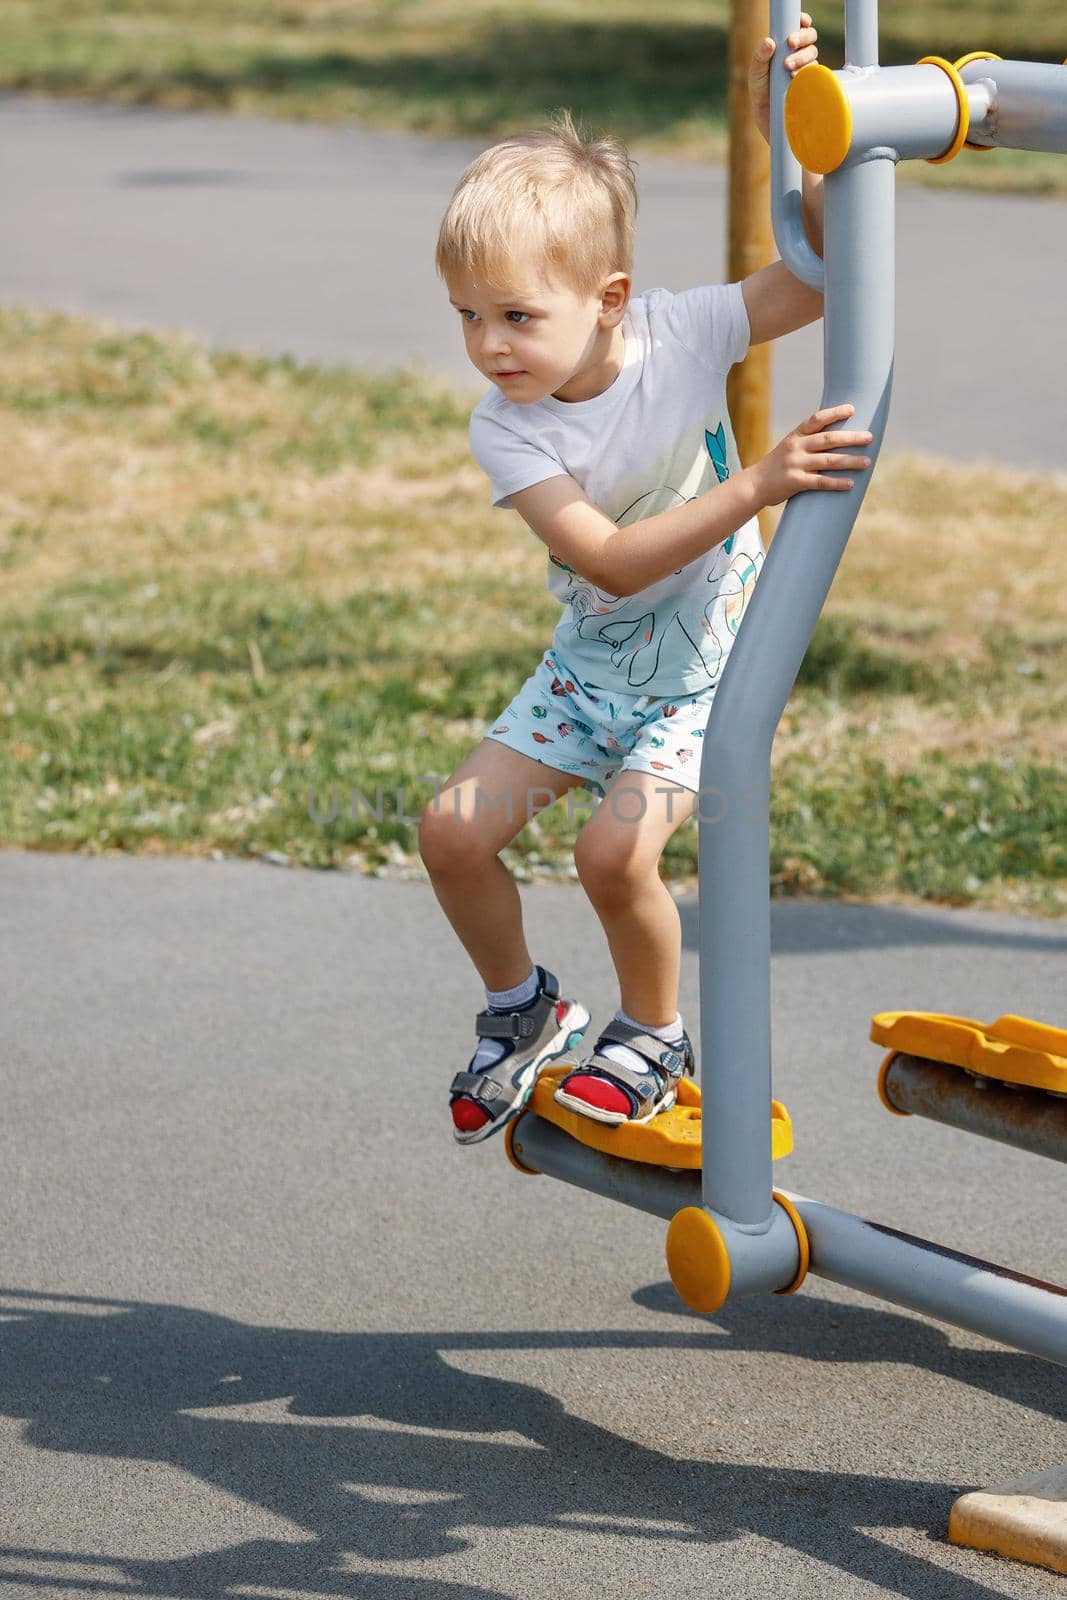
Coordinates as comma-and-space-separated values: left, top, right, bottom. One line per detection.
726, 0, 776, 539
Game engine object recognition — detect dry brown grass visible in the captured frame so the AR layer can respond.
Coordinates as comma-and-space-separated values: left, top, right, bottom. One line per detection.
5, 348, 1066, 656
840, 453, 1067, 652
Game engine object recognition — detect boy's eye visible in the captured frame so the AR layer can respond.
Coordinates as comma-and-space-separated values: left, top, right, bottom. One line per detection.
457, 309, 529, 324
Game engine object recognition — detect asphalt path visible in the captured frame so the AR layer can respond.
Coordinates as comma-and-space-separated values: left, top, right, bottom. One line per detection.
2, 92, 1066, 472
2, 848, 1066, 1598
2, 91, 1067, 1599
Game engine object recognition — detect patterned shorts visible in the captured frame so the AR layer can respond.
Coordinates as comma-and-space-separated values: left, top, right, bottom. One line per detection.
482, 649, 718, 801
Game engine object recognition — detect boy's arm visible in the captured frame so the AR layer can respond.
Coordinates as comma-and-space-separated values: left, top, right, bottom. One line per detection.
740, 249, 823, 347
800, 168, 824, 258
509, 471, 767, 600
507, 403, 870, 595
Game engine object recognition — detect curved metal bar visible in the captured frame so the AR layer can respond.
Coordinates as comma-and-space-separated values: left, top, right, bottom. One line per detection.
769, 0, 825, 289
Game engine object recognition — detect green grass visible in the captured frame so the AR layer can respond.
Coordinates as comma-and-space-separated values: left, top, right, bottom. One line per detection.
4, 0, 1067, 194
772, 753, 1065, 903
1, 307, 1064, 913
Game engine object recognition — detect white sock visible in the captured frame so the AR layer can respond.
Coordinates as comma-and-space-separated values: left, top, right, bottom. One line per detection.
596, 1007, 686, 1082
469, 965, 540, 1074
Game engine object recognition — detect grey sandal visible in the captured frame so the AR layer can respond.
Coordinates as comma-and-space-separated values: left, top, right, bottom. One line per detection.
553, 1018, 696, 1126
450, 966, 591, 1145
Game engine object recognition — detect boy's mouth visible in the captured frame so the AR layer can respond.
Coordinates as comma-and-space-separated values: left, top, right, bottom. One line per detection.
493, 370, 526, 380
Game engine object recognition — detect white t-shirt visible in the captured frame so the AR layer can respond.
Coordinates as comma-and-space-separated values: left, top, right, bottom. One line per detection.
468, 281, 765, 698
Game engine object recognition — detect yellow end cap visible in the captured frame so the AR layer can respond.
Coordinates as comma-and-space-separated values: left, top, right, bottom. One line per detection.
876, 1050, 911, 1117
666, 1207, 731, 1315
785, 63, 852, 174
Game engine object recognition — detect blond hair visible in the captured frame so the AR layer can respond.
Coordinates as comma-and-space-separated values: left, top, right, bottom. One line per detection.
435, 108, 638, 300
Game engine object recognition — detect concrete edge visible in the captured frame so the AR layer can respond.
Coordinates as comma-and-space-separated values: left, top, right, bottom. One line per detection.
949, 1466, 1067, 1576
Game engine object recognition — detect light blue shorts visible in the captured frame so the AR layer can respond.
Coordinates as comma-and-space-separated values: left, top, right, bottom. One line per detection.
482, 649, 718, 801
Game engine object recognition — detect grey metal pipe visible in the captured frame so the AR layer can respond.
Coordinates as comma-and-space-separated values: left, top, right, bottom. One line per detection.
698, 152, 895, 1229
844, 0, 878, 71
783, 1191, 1067, 1367
842, 66, 995, 164
960, 60, 1067, 155
510, 1113, 699, 1221
884, 1054, 1067, 1164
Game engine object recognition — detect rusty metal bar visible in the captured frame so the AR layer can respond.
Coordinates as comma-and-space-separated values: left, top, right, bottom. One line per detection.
884, 1054, 1067, 1165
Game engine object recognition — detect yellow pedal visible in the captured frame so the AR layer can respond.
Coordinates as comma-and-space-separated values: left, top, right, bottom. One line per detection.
871, 1011, 1067, 1095
521, 1063, 793, 1169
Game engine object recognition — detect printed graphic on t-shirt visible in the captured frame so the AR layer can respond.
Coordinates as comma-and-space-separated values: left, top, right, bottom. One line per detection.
549, 418, 762, 690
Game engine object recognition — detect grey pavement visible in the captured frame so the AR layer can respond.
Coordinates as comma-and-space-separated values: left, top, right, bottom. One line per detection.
1, 846, 1066, 1598
2, 92, 1066, 472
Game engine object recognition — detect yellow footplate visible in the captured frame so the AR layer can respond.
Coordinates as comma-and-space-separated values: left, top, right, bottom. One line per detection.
513, 1064, 792, 1168
871, 1011, 1067, 1094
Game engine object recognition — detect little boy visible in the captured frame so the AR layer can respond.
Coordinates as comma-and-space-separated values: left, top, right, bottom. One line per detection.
420, 16, 873, 1143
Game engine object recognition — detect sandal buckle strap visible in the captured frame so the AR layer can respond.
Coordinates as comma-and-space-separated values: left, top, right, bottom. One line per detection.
450, 1070, 504, 1104
583, 1052, 661, 1100
595, 1019, 693, 1081
474, 970, 560, 1042
476, 1009, 539, 1040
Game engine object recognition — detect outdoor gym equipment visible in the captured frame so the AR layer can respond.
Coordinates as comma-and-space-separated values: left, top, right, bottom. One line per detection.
504, 0, 1067, 1369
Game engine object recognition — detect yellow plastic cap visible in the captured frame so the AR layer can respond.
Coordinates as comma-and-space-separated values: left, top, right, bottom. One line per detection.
785, 63, 853, 174
666, 1206, 731, 1315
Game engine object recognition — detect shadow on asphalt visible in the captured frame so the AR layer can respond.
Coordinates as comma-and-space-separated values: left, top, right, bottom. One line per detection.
675, 897, 1067, 957
637, 1279, 1067, 1418
0, 1284, 1054, 1599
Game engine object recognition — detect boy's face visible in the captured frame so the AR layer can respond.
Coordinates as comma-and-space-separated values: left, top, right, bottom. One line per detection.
446, 264, 629, 405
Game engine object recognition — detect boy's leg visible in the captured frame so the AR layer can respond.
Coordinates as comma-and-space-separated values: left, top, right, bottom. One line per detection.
421, 737, 594, 1142
418, 737, 588, 990
558, 768, 699, 1118
572, 768, 698, 1024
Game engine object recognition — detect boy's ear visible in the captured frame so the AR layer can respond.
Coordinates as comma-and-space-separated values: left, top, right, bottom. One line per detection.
599, 272, 631, 324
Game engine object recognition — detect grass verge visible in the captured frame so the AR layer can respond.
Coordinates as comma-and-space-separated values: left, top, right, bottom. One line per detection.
1, 306, 1064, 913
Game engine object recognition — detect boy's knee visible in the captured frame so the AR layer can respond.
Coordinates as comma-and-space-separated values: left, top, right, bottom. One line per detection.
418, 797, 488, 870
573, 823, 645, 896
418, 799, 458, 863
